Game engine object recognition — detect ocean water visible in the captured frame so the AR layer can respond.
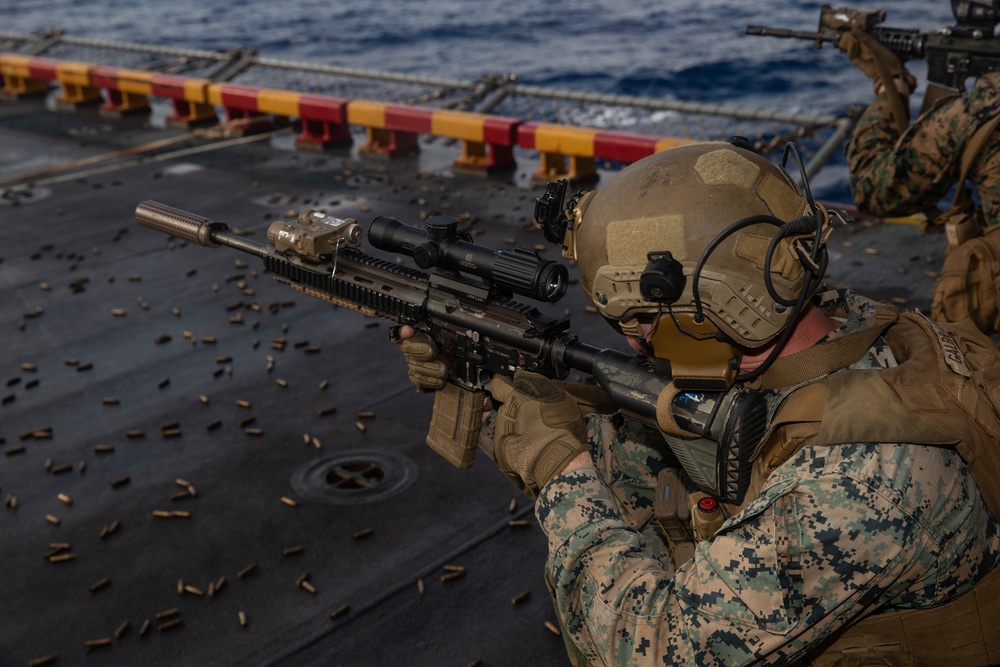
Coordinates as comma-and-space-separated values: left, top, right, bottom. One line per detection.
4, 0, 958, 199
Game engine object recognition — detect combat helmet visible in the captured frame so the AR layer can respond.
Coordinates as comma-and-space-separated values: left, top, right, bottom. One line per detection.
553, 140, 838, 390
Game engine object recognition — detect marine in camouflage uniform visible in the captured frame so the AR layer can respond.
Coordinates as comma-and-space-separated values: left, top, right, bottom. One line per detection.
845, 70, 1000, 227
531, 289, 1000, 665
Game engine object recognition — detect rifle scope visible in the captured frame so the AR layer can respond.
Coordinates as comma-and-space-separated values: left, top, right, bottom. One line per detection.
369, 215, 568, 303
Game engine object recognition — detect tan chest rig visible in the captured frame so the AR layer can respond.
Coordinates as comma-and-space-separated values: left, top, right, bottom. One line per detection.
698, 311, 1000, 667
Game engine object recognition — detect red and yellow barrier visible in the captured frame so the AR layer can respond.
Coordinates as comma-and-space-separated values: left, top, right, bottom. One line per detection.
519, 122, 695, 183
0, 55, 98, 105
0, 52, 696, 182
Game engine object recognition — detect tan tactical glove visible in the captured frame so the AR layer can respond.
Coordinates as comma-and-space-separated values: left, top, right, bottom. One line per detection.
838, 29, 916, 95
391, 328, 448, 392
489, 370, 590, 498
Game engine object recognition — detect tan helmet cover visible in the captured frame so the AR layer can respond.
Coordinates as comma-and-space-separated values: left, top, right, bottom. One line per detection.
573, 142, 811, 350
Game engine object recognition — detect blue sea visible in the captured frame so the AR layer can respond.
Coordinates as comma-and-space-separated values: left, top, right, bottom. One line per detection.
4, 0, 957, 201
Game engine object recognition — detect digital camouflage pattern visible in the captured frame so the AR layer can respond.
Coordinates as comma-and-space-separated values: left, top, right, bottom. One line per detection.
846, 70, 1000, 226
534, 290, 1000, 666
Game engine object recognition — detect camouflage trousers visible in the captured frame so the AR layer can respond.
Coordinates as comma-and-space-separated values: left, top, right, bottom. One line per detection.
536, 433, 1000, 666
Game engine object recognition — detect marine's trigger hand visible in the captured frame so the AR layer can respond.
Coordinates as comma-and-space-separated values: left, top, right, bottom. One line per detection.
391, 326, 448, 392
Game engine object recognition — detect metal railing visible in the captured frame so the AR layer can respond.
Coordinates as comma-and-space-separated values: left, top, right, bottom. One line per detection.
0, 30, 856, 179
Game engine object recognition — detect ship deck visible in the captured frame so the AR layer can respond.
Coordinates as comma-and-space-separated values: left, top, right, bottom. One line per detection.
0, 94, 943, 667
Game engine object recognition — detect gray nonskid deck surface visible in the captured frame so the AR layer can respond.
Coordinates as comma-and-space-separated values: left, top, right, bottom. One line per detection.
0, 97, 943, 667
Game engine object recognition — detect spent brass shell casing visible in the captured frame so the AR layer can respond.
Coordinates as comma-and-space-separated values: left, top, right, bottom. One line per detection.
508, 498, 518, 513
6, 445, 25, 456
202, 336, 217, 344
508, 520, 530, 528
111, 309, 126, 317
94, 444, 114, 453
442, 565, 465, 573
216, 576, 226, 592
276, 378, 288, 387
171, 511, 191, 518
183, 585, 203, 596
354, 421, 366, 432
319, 380, 329, 391
50, 464, 71, 475
199, 394, 209, 405
237, 564, 256, 579
238, 611, 247, 627
357, 410, 375, 419
441, 571, 464, 583
84, 637, 112, 648
544, 620, 562, 636
28, 656, 56, 667
244, 427, 263, 436
207, 581, 215, 598
111, 476, 130, 488
318, 406, 336, 416
48, 553, 75, 563
162, 428, 182, 438
236, 399, 251, 409
101, 397, 119, 405
280, 497, 297, 507
511, 590, 531, 606
300, 580, 317, 594
126, 430, 144, 438
352, 528, 372, 539
139, 619, 151, 636
114, 620, 129, 638
89, 577, 110, 593
329, 604, 350, 620
158, 618, 182, 633
171, 490, 191, 501
295, 572, 310, 586
282, 546, 304, 557
417, 578, 425, 598
312, 437, 322, 449
45, 514, 60, 526
152, 510, 172, 518
154, 608, 179, 620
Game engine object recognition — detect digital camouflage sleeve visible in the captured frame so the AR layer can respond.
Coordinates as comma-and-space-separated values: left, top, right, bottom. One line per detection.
534, 291, 1000, 666
845, 70, 1000, 226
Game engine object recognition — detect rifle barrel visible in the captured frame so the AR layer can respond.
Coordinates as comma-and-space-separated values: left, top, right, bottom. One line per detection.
136, 200, 266, 257
744, 25, 838, 43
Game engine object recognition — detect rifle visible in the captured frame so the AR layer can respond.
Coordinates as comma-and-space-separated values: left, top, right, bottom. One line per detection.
134, 200, 767, 505
747, 2, 1000, 113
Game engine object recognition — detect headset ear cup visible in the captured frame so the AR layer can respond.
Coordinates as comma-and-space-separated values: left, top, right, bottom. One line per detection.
640, 252, 686, 305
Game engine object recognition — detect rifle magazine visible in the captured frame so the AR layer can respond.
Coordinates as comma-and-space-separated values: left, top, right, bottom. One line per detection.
426, 384, 485, 469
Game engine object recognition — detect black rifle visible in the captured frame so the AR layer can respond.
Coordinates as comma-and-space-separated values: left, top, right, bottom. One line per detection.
747, 2, 1000, 113
135, 200, 765, 504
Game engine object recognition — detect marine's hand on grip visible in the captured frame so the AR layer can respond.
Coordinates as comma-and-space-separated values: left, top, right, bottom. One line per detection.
489, 370, 590, 499
391, 325, 448, 393
838, 29, 915, 95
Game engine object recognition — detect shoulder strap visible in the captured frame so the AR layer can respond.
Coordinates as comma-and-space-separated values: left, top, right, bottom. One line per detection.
751, 301, 898, 391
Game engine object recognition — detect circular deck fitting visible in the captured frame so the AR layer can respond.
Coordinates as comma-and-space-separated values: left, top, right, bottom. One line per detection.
291, 449, 418, 505
0, 186, 52, 206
